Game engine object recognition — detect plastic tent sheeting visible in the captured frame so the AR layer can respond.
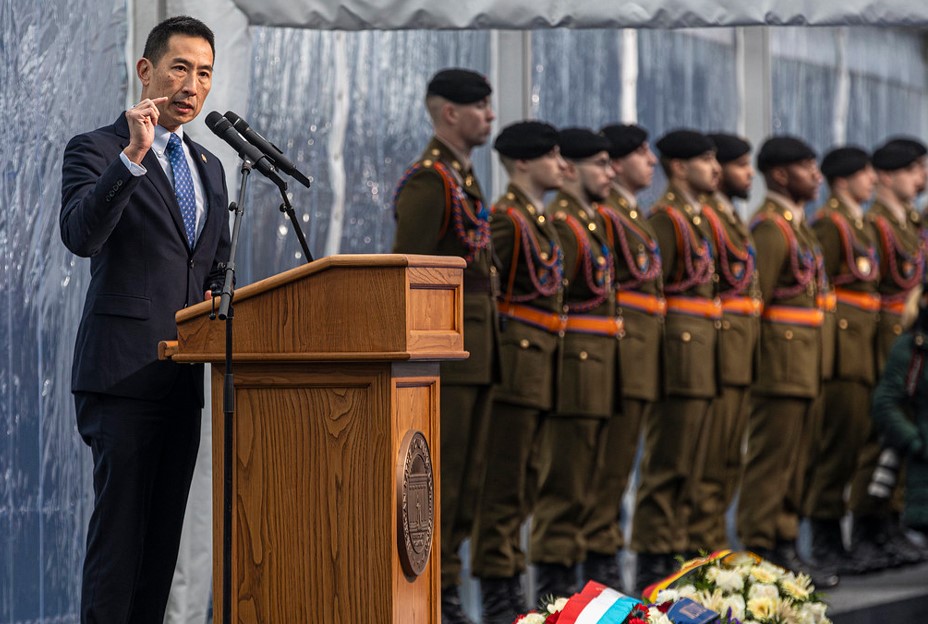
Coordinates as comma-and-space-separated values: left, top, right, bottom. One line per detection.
230, 0, 928, 30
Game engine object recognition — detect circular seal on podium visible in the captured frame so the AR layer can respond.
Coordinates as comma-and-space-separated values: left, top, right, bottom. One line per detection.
396, 430, 434, 578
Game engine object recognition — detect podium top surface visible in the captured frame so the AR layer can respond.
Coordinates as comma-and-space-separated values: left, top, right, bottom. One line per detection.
166, 254, 468, 364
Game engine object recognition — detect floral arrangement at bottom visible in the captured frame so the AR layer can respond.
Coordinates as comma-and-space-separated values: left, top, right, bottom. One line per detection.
644, 550, 832, 624
514, 581, 718, 624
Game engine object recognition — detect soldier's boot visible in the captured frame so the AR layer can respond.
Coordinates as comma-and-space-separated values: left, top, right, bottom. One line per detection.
849, 514, 895, 572
634, 553, 676, 596
583, 552, 622, 589
440, 585, 475, 624
763, 540, 839, 589
884, 514, 928, 565
810, 518, 866, 575
534, 563, 578, 600
480, 577, 519, 624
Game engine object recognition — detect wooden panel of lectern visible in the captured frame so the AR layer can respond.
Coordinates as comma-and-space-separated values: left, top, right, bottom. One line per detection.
161, 254, 466, 623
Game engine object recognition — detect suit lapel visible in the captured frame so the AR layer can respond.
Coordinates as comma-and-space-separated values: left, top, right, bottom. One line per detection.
186, 136, 226, 251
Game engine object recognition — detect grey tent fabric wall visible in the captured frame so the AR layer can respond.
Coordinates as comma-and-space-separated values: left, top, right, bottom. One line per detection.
0, 1, 128, 622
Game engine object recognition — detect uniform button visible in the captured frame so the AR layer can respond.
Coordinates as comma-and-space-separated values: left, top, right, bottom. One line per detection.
519, 339, 530, 349
722, 320, 731, 330
423, 159, 433, 167
430, 149, 440, 156
538, 215, 546, 224
579, 351, 589, 361
681, 331, 692, 342
540, 252, 549, 261
588, 223, 597, 232
693, 215, 702, 226
506, 192, 515, 200
838, 318, 848, 330
894, 324, 903, 335
563, 305, 570, 313
630, 210, 638, 219
667, 192, 676, 201
785, 330, 794, 340
714, 320, 722, 330
188, 259, 195, 268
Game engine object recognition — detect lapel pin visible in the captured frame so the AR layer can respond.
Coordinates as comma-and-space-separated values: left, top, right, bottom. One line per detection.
201, 153, 207, 163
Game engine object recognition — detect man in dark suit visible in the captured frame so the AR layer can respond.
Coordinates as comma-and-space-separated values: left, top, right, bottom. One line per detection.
59, 16, 230, 623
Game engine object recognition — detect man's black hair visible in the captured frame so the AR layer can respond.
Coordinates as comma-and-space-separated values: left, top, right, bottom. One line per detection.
142, 16, 215, 64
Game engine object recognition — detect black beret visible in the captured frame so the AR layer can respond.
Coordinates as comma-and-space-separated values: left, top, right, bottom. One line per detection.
756, 136, 817, 172
494, 121, 559, 160
600, 124, 648, 159
708, 133, 751, 164
820, 146, 870, 180
558, 127, 611, 160
655, 129, 715, 160
872, 141, 921, 171
427, 68, 492, 104
884, 136, 927, 157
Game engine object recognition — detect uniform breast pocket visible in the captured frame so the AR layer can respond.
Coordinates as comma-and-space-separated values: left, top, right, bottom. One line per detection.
92, 293, 151, 320
664, 316, 716, 397
835, 316, 876, 383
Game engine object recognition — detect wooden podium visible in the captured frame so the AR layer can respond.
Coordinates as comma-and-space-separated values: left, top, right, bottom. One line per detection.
162, 254, 467, 623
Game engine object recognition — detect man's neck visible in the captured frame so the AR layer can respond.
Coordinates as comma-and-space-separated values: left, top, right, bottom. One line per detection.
562, 183, 594, 213
833, 190, 863, 220
876, 187, 908, 223
509, 179, 546, 213
612, 181, 639, 207
669, 180, 701, 212
433, 131, 472, 170
766, 190, 805, 224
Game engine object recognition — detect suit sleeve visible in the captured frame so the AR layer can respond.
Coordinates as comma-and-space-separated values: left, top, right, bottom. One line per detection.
60, 131, 142, 258
872, 335, 925, 458
392, 168, 446, 255
648, 210, 677, 284
752, 219, 789, 309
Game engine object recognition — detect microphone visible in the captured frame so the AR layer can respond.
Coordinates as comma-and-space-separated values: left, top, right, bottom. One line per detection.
224, 111, 311, 188
205, 111, 285, 188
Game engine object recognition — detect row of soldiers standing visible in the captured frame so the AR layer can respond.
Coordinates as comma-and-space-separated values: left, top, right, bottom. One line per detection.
391, 68, 928, 624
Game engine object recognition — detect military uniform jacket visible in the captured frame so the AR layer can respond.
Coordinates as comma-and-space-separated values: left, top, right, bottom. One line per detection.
492, 185, 564, 411
393, 137, 500, 385
601, 187, 664, 402
812, 196, 880, 385
551, 191, 621, 418
750, 197, 824, 399
868, 200, 925, 372
702, 193, 761, 388
649, 184, 719, 399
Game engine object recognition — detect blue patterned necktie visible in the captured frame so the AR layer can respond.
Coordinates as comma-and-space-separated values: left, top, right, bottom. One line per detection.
166, 133, 197, 247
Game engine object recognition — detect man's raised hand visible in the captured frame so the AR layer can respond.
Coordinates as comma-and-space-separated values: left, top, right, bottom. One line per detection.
123, 97, 169, 164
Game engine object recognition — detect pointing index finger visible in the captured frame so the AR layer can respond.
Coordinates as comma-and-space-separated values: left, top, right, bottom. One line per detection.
152, 96, 170, 105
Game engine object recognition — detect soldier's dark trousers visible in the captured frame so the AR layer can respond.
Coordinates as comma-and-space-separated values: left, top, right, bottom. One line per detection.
803, 380, 872, 520
631, 397, 710, 555
441, 384, 493, 588
531, 417, 607, 566
738, 396, 815, 549
688, 385, 751, 550
584, 399, 649, 556
471, 403, 544, 578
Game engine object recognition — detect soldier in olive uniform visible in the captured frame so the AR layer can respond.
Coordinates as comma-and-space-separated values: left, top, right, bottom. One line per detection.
688, 133, 760, 551
582, 124, 663, 588
846, 141, 927, 569
392, 68, 498, 624
529, 128, 621, 597
736, 137, 838, 588
470, 121, 566, 624
631, 129, 721, 590
802, 147, 881, 574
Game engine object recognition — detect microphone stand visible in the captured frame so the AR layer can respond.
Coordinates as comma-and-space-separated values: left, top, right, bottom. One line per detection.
277, 183, 314, 263
215, 159, 251, 624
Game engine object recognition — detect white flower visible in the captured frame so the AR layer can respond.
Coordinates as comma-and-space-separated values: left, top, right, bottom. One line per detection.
749, 562, 784, 585
646, 607, 674, 624
748, 582, 780, 600
780, 576, 812, 601
515, 614, 547, 624
547, 597, 569, 613
656, 588, 680, 602
747, 596, 777, 620
803, 602, 830, 624
720, 593, 746, 621
677, 584, 698, 599
714, 568, 745, 593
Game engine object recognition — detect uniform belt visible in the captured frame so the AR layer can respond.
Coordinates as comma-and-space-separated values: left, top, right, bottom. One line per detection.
665, 296, 723, 320
565, 314, 625, 337
881, 299, 906, 315
721, 296, 763, 316
834, 288, 881, 312
616, 290, 667, 316
816, 292, 837, 312
763, 304, 824, 327
497, 301, 567, 334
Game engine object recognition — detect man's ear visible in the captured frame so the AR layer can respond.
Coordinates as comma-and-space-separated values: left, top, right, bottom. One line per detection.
770, 165, 789, 188
137, 58, 153, 88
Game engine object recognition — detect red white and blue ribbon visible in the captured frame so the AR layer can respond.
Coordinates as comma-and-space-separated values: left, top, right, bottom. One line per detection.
556, 582, 641, 624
